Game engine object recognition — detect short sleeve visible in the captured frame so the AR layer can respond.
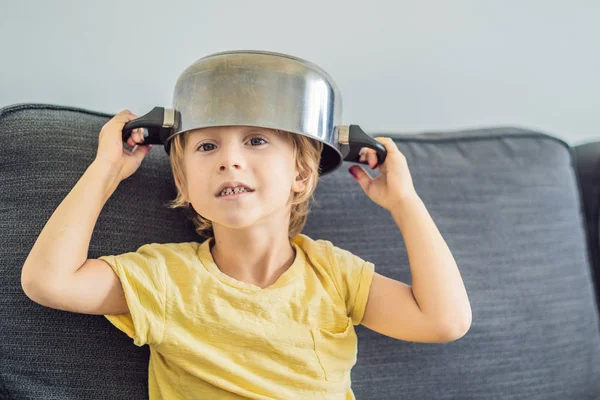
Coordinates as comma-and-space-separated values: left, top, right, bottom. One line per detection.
98, 243, 167, 347
327, 243, 375, 326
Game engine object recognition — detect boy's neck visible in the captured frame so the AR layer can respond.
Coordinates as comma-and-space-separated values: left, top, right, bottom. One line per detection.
209, 234, 296, 289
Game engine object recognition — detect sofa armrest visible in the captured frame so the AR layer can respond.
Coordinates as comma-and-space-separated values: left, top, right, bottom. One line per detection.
572, 141, 600, 311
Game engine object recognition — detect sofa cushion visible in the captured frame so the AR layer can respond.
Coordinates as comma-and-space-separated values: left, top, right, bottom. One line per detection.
307, 128, 600, 399
0, 103, 200, 399
1, 103, 599, 399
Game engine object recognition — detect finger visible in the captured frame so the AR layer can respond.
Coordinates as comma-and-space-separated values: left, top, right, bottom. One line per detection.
128, 130, 144, 146
126, 132, 135, 147
112, 110, 138, 125
114, 109, 135, 121
358, 147, 378, 169
105, 114, 138, 136
359, 147, 374, 164
130, 131, 143, 144
122, 109, 137, 117
131, 141, 152, 161
349, 165, 372, 193
134, 129, 144, 143
358, 147, 366, 163
366, 149, 376, 169
375, 137, 396, 151
376, 137, 404, 159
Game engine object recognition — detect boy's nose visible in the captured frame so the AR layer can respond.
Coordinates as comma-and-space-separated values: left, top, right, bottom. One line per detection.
218, 147, 245, 171
219, 162, 242, 171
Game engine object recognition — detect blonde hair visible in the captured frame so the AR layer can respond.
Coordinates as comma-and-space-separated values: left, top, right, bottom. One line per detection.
164, 128, 324, 240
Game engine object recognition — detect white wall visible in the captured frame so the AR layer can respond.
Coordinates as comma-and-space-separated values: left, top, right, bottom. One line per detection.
1, 0, 598, 146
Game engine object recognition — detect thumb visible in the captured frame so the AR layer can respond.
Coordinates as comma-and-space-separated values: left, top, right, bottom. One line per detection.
349, 165, 372, 193
132, 143, 152, 163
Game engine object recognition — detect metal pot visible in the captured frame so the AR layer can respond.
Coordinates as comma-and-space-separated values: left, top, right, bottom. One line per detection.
122, 50, 386, 176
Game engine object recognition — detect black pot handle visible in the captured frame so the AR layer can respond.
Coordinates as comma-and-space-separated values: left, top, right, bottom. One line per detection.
122, 106, 180, 150
340, 125, 387, 167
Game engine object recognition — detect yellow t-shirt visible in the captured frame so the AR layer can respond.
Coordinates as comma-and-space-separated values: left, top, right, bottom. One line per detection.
99, 233, 375, 399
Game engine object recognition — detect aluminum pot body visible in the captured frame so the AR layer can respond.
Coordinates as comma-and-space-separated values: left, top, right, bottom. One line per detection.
166, 50, 344, 175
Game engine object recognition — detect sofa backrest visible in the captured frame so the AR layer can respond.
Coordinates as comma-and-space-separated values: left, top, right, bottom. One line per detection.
1, 103, 599, 399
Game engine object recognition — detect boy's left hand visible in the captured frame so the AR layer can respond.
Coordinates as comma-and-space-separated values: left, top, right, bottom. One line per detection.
348, 137, 418, 211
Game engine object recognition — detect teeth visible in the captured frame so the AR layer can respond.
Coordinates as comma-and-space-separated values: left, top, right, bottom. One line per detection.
220, 187, 250, 196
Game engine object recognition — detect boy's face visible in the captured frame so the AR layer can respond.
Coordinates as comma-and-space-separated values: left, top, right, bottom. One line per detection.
180, 126, 306, 230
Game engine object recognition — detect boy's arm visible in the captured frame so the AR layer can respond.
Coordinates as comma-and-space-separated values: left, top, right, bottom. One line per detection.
21, 110, 152, 316
361, 195, 472, 343
21, 158, 121, 297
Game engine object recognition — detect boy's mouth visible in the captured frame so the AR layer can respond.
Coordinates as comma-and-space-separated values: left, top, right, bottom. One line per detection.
217, 187, 255, 198
217, 188, 254, 200
215, 181, 255, 197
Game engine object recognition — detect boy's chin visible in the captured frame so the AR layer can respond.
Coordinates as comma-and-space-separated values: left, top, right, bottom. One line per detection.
211, 216, 260, 230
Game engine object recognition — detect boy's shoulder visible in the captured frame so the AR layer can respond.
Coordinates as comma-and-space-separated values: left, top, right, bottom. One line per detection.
295, 234, 368, 269
293, 233, 334, 254
145, 240, 202, 248
132, 240, 203, 257
294, 233, 351, 255
295, 233, 357, 266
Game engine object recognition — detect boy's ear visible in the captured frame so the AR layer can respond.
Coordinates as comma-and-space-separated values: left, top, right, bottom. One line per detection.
292, 169, 308, 193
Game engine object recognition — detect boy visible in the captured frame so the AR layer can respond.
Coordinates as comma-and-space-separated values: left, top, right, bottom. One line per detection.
21, 109, 471, 399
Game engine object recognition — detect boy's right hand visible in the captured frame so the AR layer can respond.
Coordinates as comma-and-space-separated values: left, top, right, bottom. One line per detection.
95, 109, 152, 182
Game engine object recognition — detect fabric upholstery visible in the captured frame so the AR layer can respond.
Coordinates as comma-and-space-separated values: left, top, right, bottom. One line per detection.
1, 103, 599, 399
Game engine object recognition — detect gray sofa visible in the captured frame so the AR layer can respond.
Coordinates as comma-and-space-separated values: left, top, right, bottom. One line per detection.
2, 102, 600, 399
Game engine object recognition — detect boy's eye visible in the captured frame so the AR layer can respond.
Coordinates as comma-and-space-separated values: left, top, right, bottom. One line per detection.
249, 137, 267, 146
196, 136, 267, 152
197, 143, 216, 152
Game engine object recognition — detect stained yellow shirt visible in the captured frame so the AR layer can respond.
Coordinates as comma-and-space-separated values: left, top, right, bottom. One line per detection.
99, 233, 375, 399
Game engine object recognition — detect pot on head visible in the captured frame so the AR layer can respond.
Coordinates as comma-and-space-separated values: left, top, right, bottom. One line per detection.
122, 49, 386, 176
